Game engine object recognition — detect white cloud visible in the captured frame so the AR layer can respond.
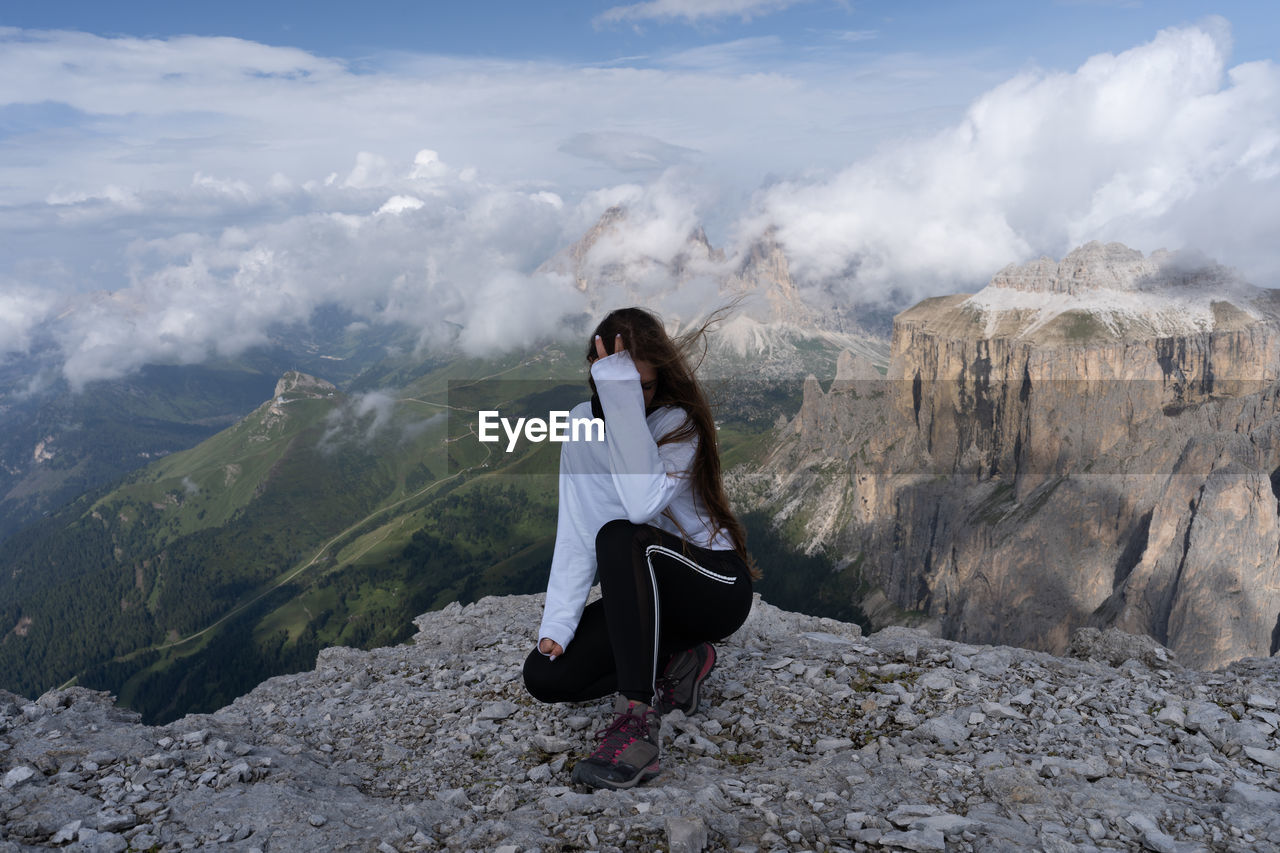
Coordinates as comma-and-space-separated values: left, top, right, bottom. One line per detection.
833, 30, 878, 43
322, 393, 451, 450
34, 150, 590, 388
376, 195, 426, 216
0, 286, 56, 357
409, 150, 450, 181
596, 0, 806, 25
400, 411, 447, 445
751, 20, 1280, 298
344, 152, 399, 190
319, 389, 398, 449
548, 175, 732, 322
0, 27, 987, 222
2, 20, 1276, 393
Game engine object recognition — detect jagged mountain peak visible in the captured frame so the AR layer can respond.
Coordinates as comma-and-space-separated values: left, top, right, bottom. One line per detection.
723, 228, 820, 329
768, 241, 1280, 672
733, 225, 783, 274
539, 211, 885, 370
539, 205, 724, 298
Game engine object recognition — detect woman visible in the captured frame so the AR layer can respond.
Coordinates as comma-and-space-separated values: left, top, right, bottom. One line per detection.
522, 306, 757, 791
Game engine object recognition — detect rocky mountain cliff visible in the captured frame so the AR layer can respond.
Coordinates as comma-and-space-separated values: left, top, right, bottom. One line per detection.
3, 593, 1278, 852
746, 243, 1280, 670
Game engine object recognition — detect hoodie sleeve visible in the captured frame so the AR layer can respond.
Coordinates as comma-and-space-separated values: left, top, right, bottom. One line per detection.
536, 423, 603, 652
590, 351, 697, 524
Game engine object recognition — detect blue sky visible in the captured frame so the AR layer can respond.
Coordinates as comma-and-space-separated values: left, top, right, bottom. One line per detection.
1, 1, 1278, 386
8, 1, 1275, 68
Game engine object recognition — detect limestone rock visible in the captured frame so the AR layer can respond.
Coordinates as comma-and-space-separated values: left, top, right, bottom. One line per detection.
1, 593, 1277, 851
1068, 627, 1179, 670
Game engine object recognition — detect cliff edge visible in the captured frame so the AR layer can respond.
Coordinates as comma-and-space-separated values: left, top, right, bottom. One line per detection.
3, 594, 1279, 851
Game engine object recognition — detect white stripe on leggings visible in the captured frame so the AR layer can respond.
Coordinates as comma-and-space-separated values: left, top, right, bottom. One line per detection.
642, 542, 737, 704
645, 544, 738, 584
643, 549, 661, 706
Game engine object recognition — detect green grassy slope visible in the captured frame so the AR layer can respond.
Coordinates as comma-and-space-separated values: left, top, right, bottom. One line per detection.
0, 313, 426, 544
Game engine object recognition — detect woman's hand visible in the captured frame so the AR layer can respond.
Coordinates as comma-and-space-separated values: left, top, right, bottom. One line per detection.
538, 637, 564, 660
594, 333, 625, 361
593, 332, 659, 412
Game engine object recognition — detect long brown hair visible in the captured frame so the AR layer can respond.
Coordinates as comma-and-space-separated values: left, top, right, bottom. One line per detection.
586, 306, 760, 579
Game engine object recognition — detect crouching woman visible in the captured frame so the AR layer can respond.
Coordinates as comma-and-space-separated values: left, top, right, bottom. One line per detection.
522, 306, 757, 790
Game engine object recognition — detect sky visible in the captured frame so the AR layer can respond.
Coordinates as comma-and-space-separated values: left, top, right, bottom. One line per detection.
1, 1, 1279, 387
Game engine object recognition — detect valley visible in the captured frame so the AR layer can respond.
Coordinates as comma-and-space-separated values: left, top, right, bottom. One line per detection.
0, 322, 863, 723
6, 230, 1278, 727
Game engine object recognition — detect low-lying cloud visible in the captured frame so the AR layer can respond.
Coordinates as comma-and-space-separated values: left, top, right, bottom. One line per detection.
33, 151, 589, 388
319, 389, 401, 451
320, 392, 450, 452
0, 287, 56, 357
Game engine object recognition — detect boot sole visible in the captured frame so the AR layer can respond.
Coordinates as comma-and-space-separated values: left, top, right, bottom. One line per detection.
571, 759, 661, 790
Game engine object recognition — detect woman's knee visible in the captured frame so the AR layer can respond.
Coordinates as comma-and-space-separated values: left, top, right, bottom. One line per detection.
595, 519, 658, 562
595, 518, 639, 553
523, 647, 614, 704
522, 649, 562, 704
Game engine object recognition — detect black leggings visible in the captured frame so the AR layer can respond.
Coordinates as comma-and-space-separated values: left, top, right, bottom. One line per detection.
523, 520, 753, 706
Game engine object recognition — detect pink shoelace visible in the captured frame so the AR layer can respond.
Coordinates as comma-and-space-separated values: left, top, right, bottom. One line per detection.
656, 676, 678, 709
590, 709, 649, 763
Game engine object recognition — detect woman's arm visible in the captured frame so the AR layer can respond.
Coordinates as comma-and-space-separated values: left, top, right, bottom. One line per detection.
590, 350, 697, 524
536, 409, 609, 654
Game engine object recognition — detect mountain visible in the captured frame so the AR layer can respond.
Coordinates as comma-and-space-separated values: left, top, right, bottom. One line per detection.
0, 307, 422, 544
540, 206, 890, 382
747, 242, 1280, 669
0, 208, 891, 723
538, 205, 724, 311
2, 208, 887, 547
4, 593, 1279, 850
0, 362, 277, 544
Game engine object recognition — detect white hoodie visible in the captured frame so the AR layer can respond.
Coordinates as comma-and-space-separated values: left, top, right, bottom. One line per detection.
536, 351, 733, 652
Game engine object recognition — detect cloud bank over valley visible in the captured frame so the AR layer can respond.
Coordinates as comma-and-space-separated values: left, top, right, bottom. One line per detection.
1, 19, 1277, 388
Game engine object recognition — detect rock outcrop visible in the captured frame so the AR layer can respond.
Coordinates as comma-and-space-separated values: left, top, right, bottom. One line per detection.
749, 243, 1280, 669
272, 371, 336, 401
3, 593, 1279, 851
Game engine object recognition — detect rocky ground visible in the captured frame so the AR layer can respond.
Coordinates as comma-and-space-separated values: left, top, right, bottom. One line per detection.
3, 593, 1279, 852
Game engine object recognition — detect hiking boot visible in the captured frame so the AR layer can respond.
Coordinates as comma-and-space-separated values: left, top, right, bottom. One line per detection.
571, 696, 661, 790
656, 642, 716, 715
